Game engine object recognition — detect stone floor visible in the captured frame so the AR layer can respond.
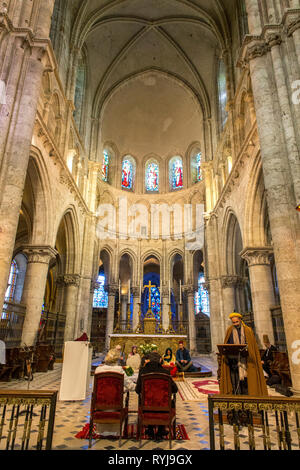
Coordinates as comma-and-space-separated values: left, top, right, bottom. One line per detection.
0, 355, 297, 451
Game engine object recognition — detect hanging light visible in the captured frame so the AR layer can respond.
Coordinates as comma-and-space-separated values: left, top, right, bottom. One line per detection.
296, 204, 300, 212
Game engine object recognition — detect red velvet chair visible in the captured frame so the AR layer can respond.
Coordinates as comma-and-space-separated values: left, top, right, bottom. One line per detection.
89, 372, 129, 448
137, 373, 176, 449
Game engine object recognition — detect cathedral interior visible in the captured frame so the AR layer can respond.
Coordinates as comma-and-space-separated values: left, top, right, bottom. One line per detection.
1, 0, 300, 453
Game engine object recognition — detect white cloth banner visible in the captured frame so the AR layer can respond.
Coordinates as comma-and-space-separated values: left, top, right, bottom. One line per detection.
59, 341, 92, 401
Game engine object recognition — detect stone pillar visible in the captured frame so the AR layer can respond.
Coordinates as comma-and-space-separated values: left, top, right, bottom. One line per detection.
121, 295, 127, 331
205, 213, 225, 353
74, 215, 96, 339
221, 276, 238, 316
105, 285, 117, 352
185, 286, 197, 354
59, 274, 80, 342
162, 287, 170, 332
132, 287, 140, 332
241, 248, 275, 347
21, 246, 57, 346
0, 7, 54, 314
241, 32, 300, 393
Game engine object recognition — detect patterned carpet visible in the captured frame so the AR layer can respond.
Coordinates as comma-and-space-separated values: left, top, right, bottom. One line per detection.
76, 423, 189, 441
177, 378, 220, 401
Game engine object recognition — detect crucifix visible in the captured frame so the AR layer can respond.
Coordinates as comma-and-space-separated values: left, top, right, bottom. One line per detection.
144, 280, 156, 311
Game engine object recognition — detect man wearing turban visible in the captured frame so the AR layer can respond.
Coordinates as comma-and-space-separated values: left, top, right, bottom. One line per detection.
220, 313, 268, 396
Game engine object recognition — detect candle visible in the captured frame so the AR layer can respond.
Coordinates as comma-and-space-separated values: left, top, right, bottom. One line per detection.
180, 280, 182, 304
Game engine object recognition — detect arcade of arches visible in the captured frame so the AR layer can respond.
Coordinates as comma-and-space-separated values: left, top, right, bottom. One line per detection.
0, 0, 300, 395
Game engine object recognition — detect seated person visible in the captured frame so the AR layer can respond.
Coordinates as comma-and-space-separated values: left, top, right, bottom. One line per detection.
176, 341, 194, 372
163, 348, 177, 377
136, 352, 178, 441
94, 348, 136, 437
126, 345, 141, 372
261, 335, 277, 378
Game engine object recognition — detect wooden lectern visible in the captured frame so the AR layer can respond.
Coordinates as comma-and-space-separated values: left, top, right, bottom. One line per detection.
217, 344, 248, 359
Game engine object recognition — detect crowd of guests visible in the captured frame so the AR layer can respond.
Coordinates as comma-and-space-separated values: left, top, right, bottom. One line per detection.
94, 340, 197, 441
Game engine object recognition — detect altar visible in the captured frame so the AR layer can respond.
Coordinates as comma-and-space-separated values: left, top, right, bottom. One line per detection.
110, 279, 188, 355
109, 334, 188, 356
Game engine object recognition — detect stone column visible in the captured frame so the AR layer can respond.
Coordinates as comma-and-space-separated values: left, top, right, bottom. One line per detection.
0, 7, 54, 315
221, 276, 238, 317
162, 287, 170, 332
21, 246, 57, 346
132, 287, 140, 332
105, 285, 117, 352
121, 295, 128, 331
241, 32, 300, 393
241, 248, 275, 347
59, 274, 80, 342
205, 213, 225, 353
185, 286, 197, 354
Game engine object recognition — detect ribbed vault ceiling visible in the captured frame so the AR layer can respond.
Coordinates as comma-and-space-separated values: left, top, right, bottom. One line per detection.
70, 0, 233, 118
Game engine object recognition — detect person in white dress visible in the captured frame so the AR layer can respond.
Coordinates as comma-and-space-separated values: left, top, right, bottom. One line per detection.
94, 347, 135, 437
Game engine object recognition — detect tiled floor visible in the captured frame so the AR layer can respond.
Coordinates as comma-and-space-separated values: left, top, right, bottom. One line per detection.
0, 355, 296, 451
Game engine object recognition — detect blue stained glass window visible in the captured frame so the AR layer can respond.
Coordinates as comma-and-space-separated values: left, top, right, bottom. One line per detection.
195, 272, 210, 317
146, 162, 159, 192
145, 286, 161, 321
122, 159, 133, 190
5, 260, 18, 302
102, 150, 109, 182
171, 158, 183, 190
93, 274, 108, 308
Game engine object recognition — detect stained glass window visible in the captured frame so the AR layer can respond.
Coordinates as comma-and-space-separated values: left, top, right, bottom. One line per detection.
218, 59, 228, 131
170, 157, 183, 190
5, 260, 18, 302
196, 153, 203, 182
146, 162, 159, 192
93, 274, 108, 308
195, 272, 210, 317
122, 158, 134, 190
102, 150, 109, 182
145, 286, 161, 321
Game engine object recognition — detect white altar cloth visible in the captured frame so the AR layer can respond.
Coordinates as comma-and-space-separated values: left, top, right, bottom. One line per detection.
59, 341, 92, 401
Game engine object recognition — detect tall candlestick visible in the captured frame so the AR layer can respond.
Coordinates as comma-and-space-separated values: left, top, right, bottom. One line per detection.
169, 280, 171, 304
119, 279, 121, 301
180, 280, 182, 304
139, 280, 141, 301
128, 279, 130, 303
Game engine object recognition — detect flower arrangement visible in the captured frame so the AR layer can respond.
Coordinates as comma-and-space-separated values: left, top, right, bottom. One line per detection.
139, 343, 158, 356
124, 366, 134, 377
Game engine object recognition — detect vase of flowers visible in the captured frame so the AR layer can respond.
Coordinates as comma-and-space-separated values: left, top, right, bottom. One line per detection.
139, 343, 158, 356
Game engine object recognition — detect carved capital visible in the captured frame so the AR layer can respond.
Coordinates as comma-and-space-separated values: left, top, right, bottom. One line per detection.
183, 285, 197, 297
107, 284, 119, 296
221, 275, 239, 289
240, 247, 273, 267
22, 245, 57, 265
266, 33, 282, 48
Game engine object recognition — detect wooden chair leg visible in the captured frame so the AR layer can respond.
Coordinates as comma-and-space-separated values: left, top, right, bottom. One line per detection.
119, 421, 122, 448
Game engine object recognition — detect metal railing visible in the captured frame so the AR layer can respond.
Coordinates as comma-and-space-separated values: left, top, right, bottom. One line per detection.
0, 390, 57, 450
0, 302, 26, 348
208, 395, 300, 451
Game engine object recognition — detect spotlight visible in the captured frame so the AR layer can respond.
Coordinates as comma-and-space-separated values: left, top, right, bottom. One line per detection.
297, 204, 300, 212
